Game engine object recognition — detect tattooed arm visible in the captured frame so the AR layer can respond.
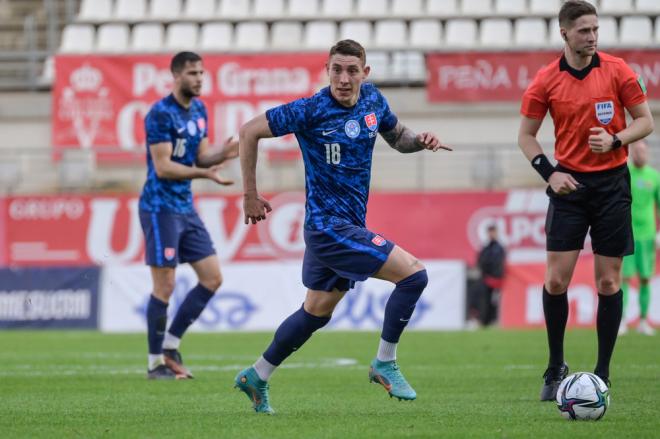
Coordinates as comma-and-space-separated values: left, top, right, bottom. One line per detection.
380, 122, 451, 153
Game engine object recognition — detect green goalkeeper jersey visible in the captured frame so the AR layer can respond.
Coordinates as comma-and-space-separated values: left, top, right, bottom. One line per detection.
629, 164, 660, 240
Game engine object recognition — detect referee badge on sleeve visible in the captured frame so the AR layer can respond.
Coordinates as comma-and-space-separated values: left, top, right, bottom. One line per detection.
637, 75, 647, 95
595, 101, 614, 125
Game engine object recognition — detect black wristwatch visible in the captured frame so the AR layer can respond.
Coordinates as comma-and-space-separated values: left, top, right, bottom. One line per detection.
611, 134, 622, 150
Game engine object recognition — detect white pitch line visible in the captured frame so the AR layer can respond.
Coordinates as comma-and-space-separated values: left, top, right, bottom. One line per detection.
0, 358, 360, 377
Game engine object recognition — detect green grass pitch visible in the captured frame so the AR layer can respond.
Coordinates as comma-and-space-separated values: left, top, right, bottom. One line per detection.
1, 329, 658, 438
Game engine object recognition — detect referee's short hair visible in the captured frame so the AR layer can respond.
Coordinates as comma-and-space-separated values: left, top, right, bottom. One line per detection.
170, 51, 202, 74
329, 40, 366, 66
559, 0, 598, 28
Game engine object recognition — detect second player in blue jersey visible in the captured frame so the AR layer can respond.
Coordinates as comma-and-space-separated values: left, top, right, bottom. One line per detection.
234, 40, 452, 414
139, 52, 239, 380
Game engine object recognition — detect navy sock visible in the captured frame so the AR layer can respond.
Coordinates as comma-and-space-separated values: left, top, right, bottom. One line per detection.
381, 270, 428, 343
168, 283, 215, 339
595, 290, 623, 379
543, 287, 568, 367
147, 295, 168, 355
263, 305, 330, 366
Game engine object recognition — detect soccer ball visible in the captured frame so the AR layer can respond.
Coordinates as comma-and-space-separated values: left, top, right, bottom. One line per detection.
556, 372, 610, 420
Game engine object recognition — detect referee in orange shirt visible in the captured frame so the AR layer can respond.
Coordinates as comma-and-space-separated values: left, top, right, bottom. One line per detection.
518, 0, 654, 401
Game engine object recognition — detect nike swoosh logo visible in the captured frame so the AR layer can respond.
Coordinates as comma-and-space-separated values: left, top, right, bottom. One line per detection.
177, 127, 185, 133
399, 318, 410, 322
322, 129, 338, 136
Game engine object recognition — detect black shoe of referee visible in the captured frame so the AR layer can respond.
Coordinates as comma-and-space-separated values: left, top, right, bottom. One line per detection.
540, 362, 569, 401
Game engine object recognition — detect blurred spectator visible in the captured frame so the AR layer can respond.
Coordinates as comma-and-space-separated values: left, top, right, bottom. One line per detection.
475, 224, 506, 327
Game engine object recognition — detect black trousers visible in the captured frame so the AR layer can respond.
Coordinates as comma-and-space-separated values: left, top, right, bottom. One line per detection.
479, 282, 500, 326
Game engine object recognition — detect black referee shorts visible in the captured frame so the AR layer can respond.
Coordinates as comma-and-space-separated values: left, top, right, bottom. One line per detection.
545, 163, 633, 257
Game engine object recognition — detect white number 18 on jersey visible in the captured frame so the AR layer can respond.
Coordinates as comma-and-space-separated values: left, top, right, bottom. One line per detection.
324, 143, 341, 165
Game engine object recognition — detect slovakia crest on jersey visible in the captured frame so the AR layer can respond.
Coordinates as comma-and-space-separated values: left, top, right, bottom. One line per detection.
364, 113, 378, 131
164, 247, 176, 261
595, 101, 614, 125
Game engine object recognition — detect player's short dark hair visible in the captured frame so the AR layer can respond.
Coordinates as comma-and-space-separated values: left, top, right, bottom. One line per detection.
558, 0, 598, 28
329, 39, 366, 65
170, 51, 202, 73
487, 224, 497, 232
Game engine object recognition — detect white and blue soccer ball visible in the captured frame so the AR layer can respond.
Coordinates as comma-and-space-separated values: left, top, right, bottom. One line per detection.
556, 372, 610, 421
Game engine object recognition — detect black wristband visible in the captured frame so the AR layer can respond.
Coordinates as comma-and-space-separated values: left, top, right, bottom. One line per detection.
531, 154, 555, 182
611, 134, 623, 150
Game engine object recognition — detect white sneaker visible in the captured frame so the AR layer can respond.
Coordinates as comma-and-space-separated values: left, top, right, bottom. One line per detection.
465, 318, 480, 331
637, 320, 656, 336
618, 321, 628, 335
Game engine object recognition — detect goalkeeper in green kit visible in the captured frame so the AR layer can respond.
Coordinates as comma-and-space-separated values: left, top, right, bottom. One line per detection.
621, 140, 658, 336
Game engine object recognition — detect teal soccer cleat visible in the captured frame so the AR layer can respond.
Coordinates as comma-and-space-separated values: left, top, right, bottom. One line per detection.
234, 367, 275, 414
369, 358, 417, 401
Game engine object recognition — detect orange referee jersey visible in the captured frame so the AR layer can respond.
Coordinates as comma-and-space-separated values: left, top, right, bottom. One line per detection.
521, 52, 647, 172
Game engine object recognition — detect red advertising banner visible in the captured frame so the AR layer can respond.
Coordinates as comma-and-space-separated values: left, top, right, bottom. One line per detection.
52, 54, 328, 161
8, 190, 656, 329
500, 259, 660, 328
426, 49, 660, 102
0, 190, 559, 267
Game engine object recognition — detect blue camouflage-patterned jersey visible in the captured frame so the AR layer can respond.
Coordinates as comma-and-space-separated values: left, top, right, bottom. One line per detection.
266, 83, 398, 230
139, 94, 208, 214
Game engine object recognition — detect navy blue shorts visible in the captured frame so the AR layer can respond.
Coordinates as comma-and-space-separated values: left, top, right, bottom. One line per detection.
302, 224, 395, 292
139, 210, 216, 267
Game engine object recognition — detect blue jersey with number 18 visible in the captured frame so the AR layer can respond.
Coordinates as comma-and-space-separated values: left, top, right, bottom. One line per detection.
266, 83, 398, 230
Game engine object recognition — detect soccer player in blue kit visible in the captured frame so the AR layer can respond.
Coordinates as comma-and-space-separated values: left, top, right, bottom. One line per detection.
140, 51, 238, 379
234, 40, 451, 413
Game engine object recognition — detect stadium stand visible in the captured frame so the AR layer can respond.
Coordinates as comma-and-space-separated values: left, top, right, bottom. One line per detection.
199, 22, 233, 50
637, 0, 660, 13
114, 0, 147, 21
253, 0, 285, 18
96, 23, 130, 52
529, 0, 561, 15
494, 0, 527, 15
339, 21, 372, 48
288, 0, 319, 18
165, 22, 199, 50
1, 0, 660, 194
514, 18, 548, 47
304, 21, 337, 49
322, 0, 354, 18
597, 16, 619, 46
426, 0, 459, 16
373, 20, 407, 49
271, 21, 304, 49
620, 16, 654, 45
461, 0, 493, 16
183, 0, 217, 19
391, 0, 423, 17
149, 0, 182, 20
600, 0, 633, 14
235, 21, 269, 50
409, 19, 443, 48
357, 0, 387, 17
445, 19, 478, 47
59, 24, 94, 53
219, 0, 251, 19
78, 0, 112, 21
479, 18, 513, 47
131, 23, 164, 51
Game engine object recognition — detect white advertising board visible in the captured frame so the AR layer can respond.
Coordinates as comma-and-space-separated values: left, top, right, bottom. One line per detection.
99, 260, 465, 332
